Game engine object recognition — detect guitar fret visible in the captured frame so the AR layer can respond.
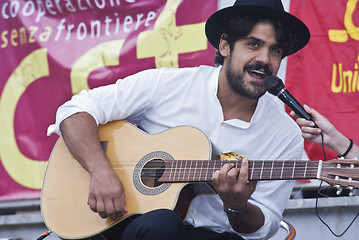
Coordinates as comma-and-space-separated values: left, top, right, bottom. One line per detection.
270, 161, 274, 179
200, 161, 204, 181
193, 160, 198, 181
188, 160, 192, 181
178, 160, 183, 182
175, 160, 179, 182
304, 161, 308, 178
212, 161, 216, 180
280, 161, 284, 179
212, 161, 215, 179
250, 161, 255, 180
260, 161, 264, 179
183, 161, 188, 181
178, 160, 187, 181
292, 161, 296, 178
174, 160, 178, 181
169, 161, 174, 181
206, 161, 210, 181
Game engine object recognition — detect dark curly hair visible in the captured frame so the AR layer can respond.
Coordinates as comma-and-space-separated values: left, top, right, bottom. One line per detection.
214, 15, 295, 66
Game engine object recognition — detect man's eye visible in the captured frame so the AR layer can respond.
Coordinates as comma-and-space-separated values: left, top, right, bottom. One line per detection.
272, 48, 282, 54
249, 42, 258, 47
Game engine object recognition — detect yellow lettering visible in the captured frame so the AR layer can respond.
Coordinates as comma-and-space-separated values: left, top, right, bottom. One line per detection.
137, 0, 207, 68
329, 0, 359, 42
331, 63, 342, 93
328, 29, 348, 43
10, 29, 18, 46
0, 49, 49, 189
70, 40, 125, 94
28, 26, 38, 43
343, 69, 352, 92
1, 31, 8, 48
344, 0, 359, 40
331, 60, 359, 93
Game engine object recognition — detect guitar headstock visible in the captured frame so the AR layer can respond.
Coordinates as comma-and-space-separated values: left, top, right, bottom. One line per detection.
320, 159, 359, 190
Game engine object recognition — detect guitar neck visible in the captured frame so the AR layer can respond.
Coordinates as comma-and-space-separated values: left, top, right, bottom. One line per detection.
159, 160, 320, 183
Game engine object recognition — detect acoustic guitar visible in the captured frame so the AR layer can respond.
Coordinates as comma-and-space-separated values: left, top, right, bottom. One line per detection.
40, 120, 359, 239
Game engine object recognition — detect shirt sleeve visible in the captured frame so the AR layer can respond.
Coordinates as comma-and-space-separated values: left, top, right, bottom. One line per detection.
47, 68, 162, 136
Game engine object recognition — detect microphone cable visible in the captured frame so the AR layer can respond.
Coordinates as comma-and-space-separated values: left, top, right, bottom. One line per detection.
314, 129, 359, 237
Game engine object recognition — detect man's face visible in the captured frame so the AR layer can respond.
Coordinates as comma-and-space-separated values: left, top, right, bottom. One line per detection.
223, 22, 283, 99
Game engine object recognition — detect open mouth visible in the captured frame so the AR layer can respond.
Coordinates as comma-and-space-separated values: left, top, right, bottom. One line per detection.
247, 69, 268, 80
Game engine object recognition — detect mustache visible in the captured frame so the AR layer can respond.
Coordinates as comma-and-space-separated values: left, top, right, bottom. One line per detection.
244, 63, 272, 76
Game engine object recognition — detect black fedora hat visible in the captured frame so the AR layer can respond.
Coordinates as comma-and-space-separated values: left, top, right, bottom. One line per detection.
205, 0, 310, 56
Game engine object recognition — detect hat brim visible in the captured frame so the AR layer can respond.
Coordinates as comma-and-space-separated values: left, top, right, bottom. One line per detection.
205, 6, 310, 56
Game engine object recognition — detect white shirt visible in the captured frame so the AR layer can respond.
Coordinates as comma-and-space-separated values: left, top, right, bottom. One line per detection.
49, 65, 304, 239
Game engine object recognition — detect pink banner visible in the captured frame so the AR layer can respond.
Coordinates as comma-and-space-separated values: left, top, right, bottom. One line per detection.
287, 0, 359, 161
0, 0, 217, 201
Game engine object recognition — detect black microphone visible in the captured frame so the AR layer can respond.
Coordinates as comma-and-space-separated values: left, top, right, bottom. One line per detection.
265, 76, 314, 121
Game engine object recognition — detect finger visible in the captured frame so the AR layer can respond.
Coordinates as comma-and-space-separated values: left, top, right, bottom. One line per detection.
88, 197, 97, 213
218, 163, 234, 182
301, 126, 321, 135
96, 199, 107, 218
302, 132, 317, 140
212, 170, 220, 186
104, 199, 117, 220
238, 158, 249, 183
227, 167, 239, 184
290, 110, 298, 118
303, 104, 315, 115
114, 196, 127, 218
303, 105, 323, 121
296, 117, 313, 127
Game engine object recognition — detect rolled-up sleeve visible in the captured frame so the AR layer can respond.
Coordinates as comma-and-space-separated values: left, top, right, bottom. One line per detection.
47, 68, 161, 136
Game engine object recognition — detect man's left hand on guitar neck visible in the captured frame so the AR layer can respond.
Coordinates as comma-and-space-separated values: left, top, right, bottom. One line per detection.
212, 158, 264, 234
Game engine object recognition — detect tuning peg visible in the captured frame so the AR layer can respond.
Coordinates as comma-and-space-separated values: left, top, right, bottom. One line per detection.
348, 186, 354, 197
335, 185, 342, 195
334, 163, 342, 195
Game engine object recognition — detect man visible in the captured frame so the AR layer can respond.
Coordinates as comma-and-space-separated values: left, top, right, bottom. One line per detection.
49, 0, 310, 239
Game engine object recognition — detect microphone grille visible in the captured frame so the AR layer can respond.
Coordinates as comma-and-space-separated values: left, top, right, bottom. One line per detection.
265, 76, 285, 95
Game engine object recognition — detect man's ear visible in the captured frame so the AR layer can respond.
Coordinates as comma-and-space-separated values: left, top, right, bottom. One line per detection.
218, 34, 230, 58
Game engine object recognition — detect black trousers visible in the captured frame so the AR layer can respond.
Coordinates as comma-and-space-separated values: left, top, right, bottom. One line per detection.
99, 209, 244, 240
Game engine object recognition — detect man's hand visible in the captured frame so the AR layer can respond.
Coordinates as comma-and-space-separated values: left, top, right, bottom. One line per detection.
60, 112, 128, 220
212, 158, 256, 211
88, 168, 127, 220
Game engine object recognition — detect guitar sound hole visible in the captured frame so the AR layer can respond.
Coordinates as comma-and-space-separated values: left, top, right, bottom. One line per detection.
141, 159, 165, 188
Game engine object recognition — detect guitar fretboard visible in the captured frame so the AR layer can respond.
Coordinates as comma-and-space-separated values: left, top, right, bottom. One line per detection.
159, 160, 320, 182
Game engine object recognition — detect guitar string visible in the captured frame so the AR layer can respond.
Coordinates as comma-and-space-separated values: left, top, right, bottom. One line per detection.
108, 165, 353, 172
107, 160, 358, 182
108, 165, 359, 184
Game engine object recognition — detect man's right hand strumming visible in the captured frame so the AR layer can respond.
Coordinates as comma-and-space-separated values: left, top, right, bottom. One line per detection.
59, 112, 127, 220
88, 167, 127, 220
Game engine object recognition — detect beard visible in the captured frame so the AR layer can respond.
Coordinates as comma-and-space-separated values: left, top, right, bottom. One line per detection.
225, 57, 272, 100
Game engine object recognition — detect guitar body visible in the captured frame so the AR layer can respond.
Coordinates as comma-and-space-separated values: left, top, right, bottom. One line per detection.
41, 121, 212, 239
